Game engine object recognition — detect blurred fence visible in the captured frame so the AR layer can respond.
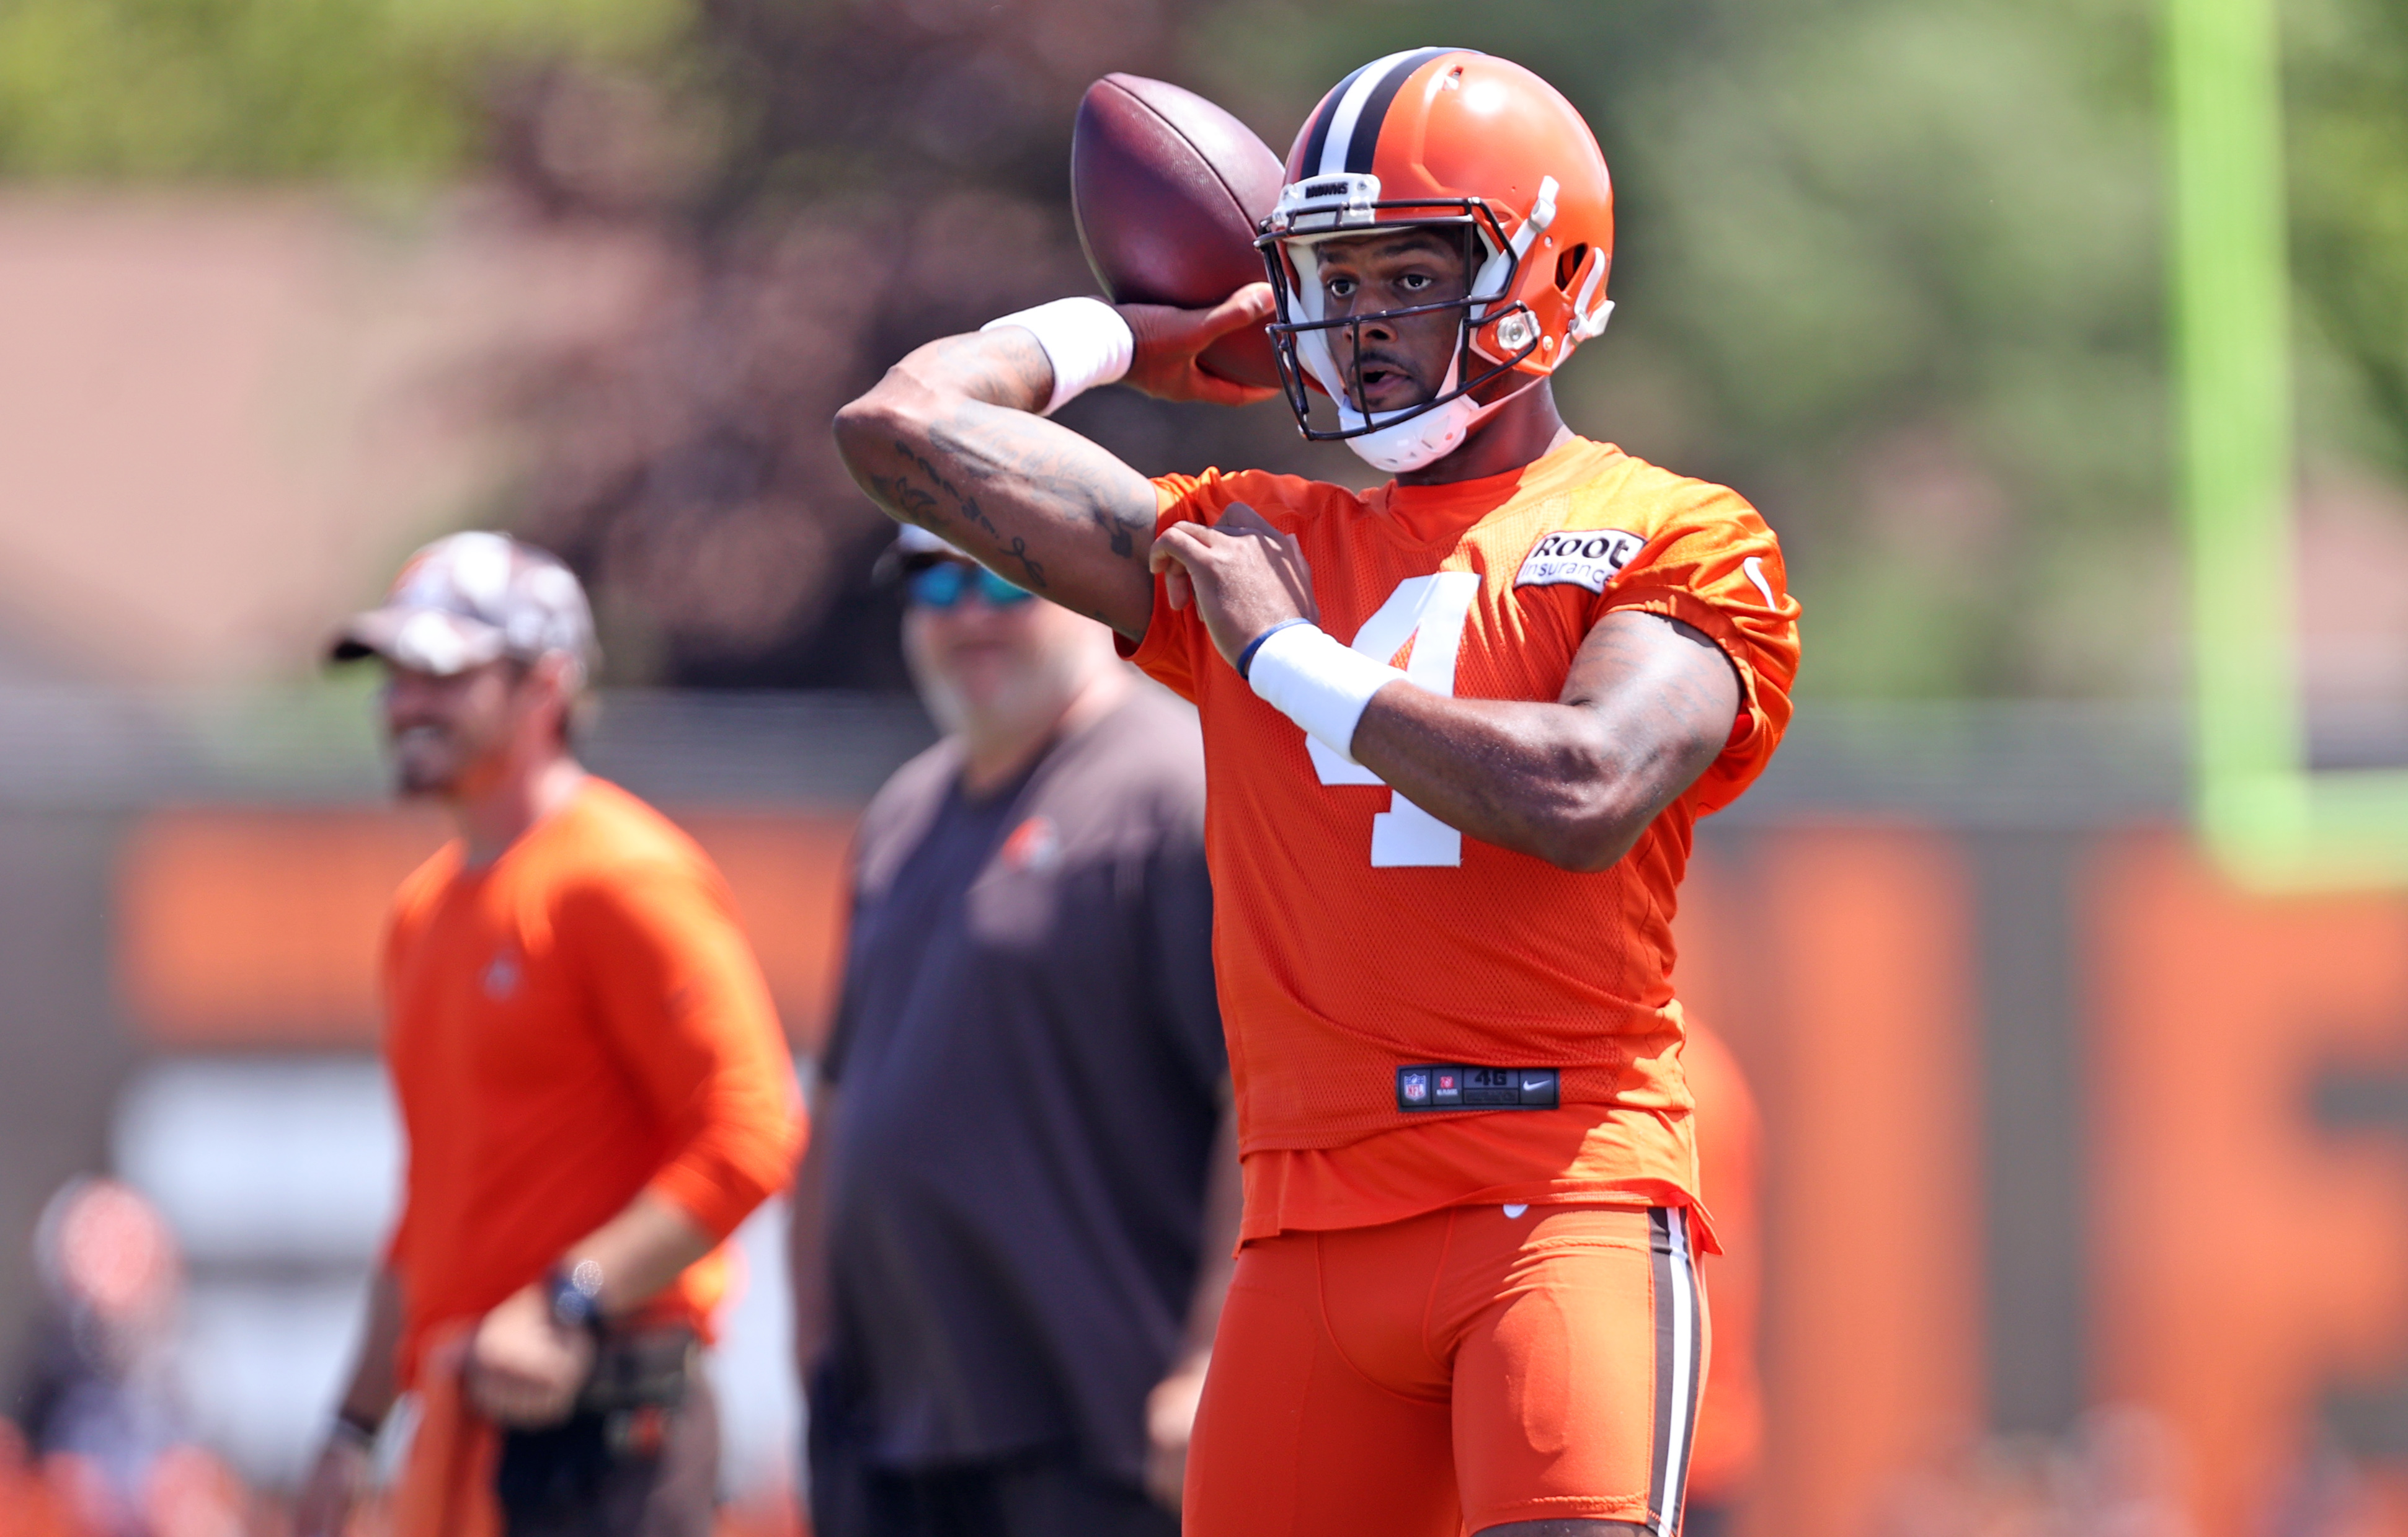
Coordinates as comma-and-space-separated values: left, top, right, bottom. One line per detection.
4, 687, 2407, 1537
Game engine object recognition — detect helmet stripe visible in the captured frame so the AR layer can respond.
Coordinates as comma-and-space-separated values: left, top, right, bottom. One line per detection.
1300, 59, 1377, 179
1338, 47, 1460, 175
1314, 48, 1444, 178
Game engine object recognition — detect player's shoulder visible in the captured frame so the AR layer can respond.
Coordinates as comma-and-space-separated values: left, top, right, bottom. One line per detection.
863, 737, 961, 826
855, 736, 965, 877
1024, 689, 1207, 857
543, 778, 719, 890
388, 838, 464, 932
1062, 688, 1206, 806
1156, 466, 1355, 529
1566, 442, 1761, 531
567, 776, 700, 851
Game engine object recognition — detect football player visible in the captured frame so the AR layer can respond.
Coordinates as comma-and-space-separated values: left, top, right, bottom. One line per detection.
833, 48, 1800, 1537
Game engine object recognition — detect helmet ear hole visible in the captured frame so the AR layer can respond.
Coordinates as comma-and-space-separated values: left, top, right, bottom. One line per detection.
1555, 243, 1589, 292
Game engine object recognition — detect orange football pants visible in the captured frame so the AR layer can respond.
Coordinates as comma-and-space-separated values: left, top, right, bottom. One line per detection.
1184, 1203, 1706, 1537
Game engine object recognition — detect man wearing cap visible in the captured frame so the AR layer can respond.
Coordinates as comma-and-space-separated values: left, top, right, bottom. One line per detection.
294, 532, 804, 1537
789, 526, 1237, 1537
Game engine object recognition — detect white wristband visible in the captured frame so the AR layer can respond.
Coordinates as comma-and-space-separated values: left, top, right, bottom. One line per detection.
1246, 624, 1404, 761
982, 297, 1134, 416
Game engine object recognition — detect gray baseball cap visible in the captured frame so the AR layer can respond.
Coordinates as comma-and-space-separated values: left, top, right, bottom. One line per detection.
329, 532, 600, 684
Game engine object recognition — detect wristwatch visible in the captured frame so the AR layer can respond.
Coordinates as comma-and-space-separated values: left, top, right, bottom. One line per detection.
546, 1258, 606, 1334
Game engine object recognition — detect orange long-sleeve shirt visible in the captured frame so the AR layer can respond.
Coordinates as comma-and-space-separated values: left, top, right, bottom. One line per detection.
381, 778, 803, 1385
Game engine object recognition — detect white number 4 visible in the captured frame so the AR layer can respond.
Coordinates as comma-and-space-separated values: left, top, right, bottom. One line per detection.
1306, 572, 1482, 867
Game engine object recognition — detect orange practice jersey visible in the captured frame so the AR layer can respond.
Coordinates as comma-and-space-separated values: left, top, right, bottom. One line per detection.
381, 779, 803, 1384
1127, 436, 1800, 1242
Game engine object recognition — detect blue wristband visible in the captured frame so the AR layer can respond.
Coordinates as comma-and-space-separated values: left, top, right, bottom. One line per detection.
1237, 619, 1313, 681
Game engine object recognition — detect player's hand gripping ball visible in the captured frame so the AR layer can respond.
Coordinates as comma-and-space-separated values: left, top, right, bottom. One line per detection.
1119, 286, 1279, 407
1072, 74, 1286, 398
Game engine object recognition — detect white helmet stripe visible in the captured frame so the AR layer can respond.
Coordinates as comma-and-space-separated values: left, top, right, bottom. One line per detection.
1317, 49, 1428, 177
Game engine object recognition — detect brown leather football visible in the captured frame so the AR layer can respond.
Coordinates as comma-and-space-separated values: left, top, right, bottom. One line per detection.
1071, 74, 1286, 390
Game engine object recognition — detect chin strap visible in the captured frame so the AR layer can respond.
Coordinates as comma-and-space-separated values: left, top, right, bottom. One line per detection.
1344, 392, 1482, 474
1343, 369, 1553, 474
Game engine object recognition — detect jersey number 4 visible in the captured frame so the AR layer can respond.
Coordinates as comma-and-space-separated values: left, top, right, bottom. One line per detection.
1308, 572, 1482, 868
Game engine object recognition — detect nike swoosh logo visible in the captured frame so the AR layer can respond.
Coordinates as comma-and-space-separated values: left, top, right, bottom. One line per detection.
1742, 556, 1777, 608
1523, 1078, 1550, 1092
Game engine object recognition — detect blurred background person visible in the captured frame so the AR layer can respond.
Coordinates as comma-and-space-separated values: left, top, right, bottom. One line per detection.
789, 525, 1235, 1537
12, 1177, 184, 1535
1683, 1022, 1766, 1537
291, 533, 804, 1537
6, 1177, 246, 1537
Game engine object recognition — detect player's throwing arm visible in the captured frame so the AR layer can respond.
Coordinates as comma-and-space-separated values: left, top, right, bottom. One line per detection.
832, 290, 1276, 640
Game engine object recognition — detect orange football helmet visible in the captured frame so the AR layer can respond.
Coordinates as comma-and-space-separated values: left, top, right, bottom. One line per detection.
1255, 49, 1615, 472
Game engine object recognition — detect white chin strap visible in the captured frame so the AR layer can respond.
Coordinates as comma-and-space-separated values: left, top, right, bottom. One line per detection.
1342, 387, 1491, 474
1345, 373, 1566, 473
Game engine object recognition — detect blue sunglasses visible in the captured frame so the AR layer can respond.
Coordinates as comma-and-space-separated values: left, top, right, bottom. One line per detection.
907, 561, 1034, 610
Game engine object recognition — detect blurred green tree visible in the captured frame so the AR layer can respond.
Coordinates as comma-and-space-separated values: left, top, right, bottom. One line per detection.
0, 0, 677, 178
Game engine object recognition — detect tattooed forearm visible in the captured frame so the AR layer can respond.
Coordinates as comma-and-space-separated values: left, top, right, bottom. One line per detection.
865, 472, 944, 532
890, 440, 1000, 539
871, 441, 1049, 588
926, 412, 1151, 564
1002, 536, 1046, 588
832, 326, 1164, 636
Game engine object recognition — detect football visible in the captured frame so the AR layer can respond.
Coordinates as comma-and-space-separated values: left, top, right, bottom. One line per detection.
1070, 74, 1286, 390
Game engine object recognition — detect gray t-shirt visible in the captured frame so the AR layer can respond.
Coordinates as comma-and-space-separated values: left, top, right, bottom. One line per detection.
817, 689, 1224, 1480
